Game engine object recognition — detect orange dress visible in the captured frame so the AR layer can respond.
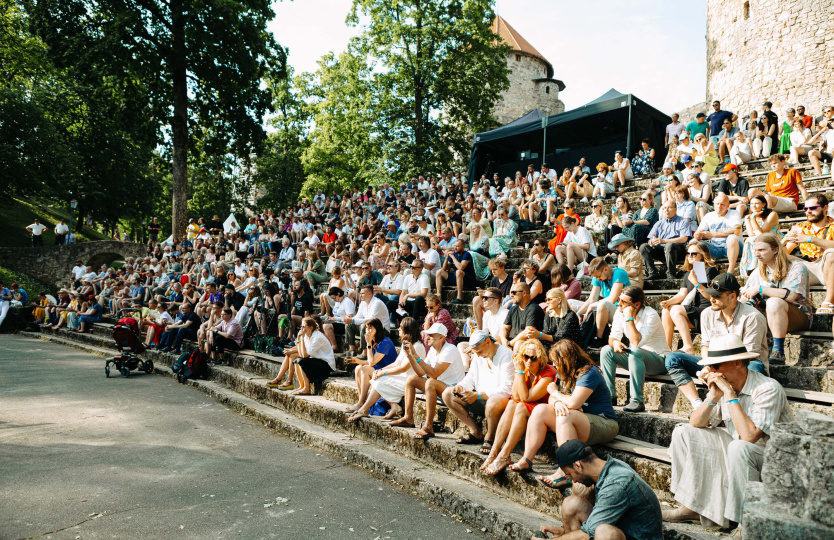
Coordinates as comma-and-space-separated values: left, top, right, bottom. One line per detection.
513, 364, 558, 413
548, 211, 579, 255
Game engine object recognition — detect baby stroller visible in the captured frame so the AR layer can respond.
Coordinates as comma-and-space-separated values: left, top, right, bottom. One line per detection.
105, 308, 154, 378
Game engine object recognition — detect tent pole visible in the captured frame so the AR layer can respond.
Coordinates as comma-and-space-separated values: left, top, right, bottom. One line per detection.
541, 116, 548, 166
626, 94, 633, 159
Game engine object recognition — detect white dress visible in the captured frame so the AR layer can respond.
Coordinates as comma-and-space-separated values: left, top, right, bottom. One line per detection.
370, 342, 426, 403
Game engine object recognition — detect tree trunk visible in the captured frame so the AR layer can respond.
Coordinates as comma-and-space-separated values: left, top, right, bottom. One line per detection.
170, 0, 189, 240
413, 3, 423, 170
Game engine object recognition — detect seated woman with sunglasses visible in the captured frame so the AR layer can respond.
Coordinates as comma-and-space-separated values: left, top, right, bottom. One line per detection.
347, 318, 424, 422
266, 317, 335, 396
513, 339, 618, 485
660, 241, 719, 355
529, 238, 556, 276
345, 318, 398, 413
514, 288, 580, 348
622, 191, 658, 248
481, 339, 556, 476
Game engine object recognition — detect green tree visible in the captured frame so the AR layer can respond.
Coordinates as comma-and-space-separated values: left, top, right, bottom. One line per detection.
346, 0, 509, 177
26, 0, 286, 238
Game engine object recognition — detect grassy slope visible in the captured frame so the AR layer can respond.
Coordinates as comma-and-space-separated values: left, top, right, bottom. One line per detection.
0, 197, 111, 247
0, 266, 58, 296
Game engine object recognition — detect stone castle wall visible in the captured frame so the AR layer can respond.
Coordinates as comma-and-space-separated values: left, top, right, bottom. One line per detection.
494, 53, 564, 125
706, 0, 834, 120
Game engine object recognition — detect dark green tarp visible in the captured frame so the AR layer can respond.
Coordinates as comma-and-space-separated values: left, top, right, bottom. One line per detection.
467, 89, 671, 184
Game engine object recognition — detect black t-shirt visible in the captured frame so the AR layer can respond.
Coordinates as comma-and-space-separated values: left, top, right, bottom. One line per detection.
398, 253, 416, 265
293, 291, 314, 316
210, 219, 223, 232
716, 177, 749, 198
446, 251, 476, 280
504, 302, 545, 339
682, 266, 719, 310
489, 274, 513, 299
226, 292, 245, 311
147, 223, 161, 237
181, 311, 202, 329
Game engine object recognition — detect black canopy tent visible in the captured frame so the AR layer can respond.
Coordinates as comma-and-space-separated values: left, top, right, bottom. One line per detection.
467, 89, 671, 184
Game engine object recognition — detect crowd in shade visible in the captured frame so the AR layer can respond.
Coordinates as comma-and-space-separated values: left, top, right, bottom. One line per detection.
6, 101, 834, 539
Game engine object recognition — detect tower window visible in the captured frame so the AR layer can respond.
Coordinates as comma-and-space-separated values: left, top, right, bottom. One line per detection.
545, 86, 550, 94
743, 1, 750, 19
515, 54, 521, 61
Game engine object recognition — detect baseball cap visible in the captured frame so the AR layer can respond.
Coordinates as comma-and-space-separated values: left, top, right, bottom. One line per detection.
681, 155, 693, 163
703, 274, 741, 296
556, 439, 593, 468
662, 162, 674, 170
426, 322, 448, 336
468, 330, 493, 348
721, 163, 739, 173
696, 112, 706, 118
763, 101, 773, 108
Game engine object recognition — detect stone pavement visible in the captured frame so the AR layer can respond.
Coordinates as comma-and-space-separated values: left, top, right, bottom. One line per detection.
0, 335, 491, 540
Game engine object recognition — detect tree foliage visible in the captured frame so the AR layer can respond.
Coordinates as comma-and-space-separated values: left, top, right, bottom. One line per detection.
337, 0, 510, 179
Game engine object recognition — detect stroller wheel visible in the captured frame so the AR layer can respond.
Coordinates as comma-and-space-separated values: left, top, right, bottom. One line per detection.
144, 360, 154, 374
120, 366, 130, 378
105, 365, 110, 378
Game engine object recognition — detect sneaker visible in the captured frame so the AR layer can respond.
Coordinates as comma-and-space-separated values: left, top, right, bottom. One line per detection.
580, 197, 590, 203
622, 401, 645, 413
768, 350, 786, 365
450, 298, 463, 305
645, 273, 660, 281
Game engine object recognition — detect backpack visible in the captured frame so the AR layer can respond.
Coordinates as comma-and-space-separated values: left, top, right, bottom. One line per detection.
175, 349, 209, 383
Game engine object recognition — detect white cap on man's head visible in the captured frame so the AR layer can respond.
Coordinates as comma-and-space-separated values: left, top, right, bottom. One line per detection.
426, 322, 448, 337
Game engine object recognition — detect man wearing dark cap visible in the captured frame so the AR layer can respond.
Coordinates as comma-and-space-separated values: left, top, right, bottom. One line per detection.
533, 439, 661, 539
685, 112, 709, 140
664, 273, 768, 411
714, 163, 750, 217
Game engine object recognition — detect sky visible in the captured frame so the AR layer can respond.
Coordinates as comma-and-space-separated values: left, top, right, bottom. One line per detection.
268, 0, 707, 115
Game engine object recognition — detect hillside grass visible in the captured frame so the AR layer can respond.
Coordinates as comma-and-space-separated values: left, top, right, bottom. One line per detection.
1, 197, 111, 247
0, 266, 58, 297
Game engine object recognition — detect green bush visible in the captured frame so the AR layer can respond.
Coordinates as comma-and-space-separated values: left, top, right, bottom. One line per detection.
0, 266, 57, 298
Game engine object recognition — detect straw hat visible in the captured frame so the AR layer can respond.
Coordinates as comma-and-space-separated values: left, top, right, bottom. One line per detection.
698, 334, 759, 366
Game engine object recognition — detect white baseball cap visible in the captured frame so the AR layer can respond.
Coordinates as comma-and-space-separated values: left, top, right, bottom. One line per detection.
426, 322, 448, 336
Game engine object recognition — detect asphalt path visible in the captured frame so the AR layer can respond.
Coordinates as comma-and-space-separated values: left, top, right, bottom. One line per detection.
0, 335, 491, 540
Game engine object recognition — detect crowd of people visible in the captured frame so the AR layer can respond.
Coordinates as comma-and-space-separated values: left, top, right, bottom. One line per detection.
6, 101, 834, 539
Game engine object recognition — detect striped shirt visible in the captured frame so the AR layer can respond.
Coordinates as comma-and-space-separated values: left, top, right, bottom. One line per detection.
709, 370, 793, 447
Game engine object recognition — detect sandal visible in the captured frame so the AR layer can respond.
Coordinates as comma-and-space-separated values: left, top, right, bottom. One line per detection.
413, 428, 435, 440
390, 418, 416, 428
479, 454, 496, 472
507, 456, 534, 473
347, 410, 369, 423
817, 302, 834, 315
479, 440, 493, 455
265, 380, 284, 388
483, 456, 512, 477
456, 433, 484, 445
537, 474, 571, 489
382, 404, 402, 420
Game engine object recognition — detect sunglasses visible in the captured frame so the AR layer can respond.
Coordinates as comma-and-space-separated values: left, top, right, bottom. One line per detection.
510, 290, 523, 296
805, 205, 822, 211
708, 279, 731, 292
483, 295, 497, 300
687, 251, 701, 256
523, 354, 538, 361
533, 242, 541, 246
640, 197, 648, 201
591, 204, 600, 208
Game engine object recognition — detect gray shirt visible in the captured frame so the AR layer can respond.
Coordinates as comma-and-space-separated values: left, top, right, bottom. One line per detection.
580, 458, 663, 539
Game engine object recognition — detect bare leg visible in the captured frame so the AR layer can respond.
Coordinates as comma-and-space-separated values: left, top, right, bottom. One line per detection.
661, 308, 675, 350
420, 378, 448, 435
670, 305, 695, 354
472, 295, 484, 329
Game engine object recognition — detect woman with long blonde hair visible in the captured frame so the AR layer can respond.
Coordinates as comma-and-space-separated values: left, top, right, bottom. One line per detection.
520, 339, 618, 488
660, 241, 720, 354
481, 338, 556, 476
740, 232, 812, 364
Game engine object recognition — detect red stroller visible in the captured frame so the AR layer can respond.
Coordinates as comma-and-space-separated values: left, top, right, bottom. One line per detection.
105, 309, 154, 378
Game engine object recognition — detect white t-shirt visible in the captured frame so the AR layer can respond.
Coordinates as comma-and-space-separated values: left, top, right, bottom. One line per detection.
610, 306, 670, 356
790, 128, 813, 148
698, 209, 741, 247
458, 344, 514, 398
425, 342, 465, 387
333, 297, 355, 318
541, 169, 556, 180
666, 121, 685, 139
28, 223, 48, 236
402, 273, 430, 296
419, 248, 441, 275
483, 307, 510, 338
54, 223, 69, 235
72, 265, 86, 280
565, 226, 597, 256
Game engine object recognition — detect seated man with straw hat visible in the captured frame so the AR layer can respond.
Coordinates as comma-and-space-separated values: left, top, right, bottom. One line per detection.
664, 334, 793, 529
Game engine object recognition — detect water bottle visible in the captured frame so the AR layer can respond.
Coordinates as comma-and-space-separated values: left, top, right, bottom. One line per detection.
823, 163, 831, 176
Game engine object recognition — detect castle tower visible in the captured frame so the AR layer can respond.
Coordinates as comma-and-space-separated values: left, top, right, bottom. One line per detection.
492, 16, 565, 126
706, 0, 834, 117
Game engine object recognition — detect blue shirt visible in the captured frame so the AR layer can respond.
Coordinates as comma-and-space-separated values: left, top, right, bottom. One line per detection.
0, 287, 10, 303
447, 251, 476, 280
576, 367, 616, 420
372, 337, 398, 370
592, 267, 630, 299
708, 110, 735, 135
581, 458, 662, 540
14, 288, 28, 305
647, 215, 691, 241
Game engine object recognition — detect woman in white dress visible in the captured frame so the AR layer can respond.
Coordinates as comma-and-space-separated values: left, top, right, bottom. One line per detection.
348, 318, 425, 421
611, 150, 634, 190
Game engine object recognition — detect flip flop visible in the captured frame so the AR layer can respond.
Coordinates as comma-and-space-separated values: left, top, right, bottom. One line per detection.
478, 440, 493, 455
817, 302, 834, 315
537, 474, 571, 489
456, 433, 484, 445
413, 429, 435, 440
483, 456, 511, 477
507, 456, 534, 473
390, 418, 416, 428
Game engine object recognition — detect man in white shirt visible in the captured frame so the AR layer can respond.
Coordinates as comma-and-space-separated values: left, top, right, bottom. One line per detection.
600, 286, 670, 413
277, 238, 295, 269
343, 285, 390, 353
377, 262, 404, 311
540, 163, 557, 180
397, 260, 430, 324
392, 323, 464, 439
322, 286, 356, 351
444, 330, 513, 448
417, 236, 440, 282
694, 193, 742, 274
665, 113, 685, 148
26, 219, 48, 247
554, 215, 596, 273
71, 260, 86, 282
415, 217, 435, 237
54, 220, 69, 245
